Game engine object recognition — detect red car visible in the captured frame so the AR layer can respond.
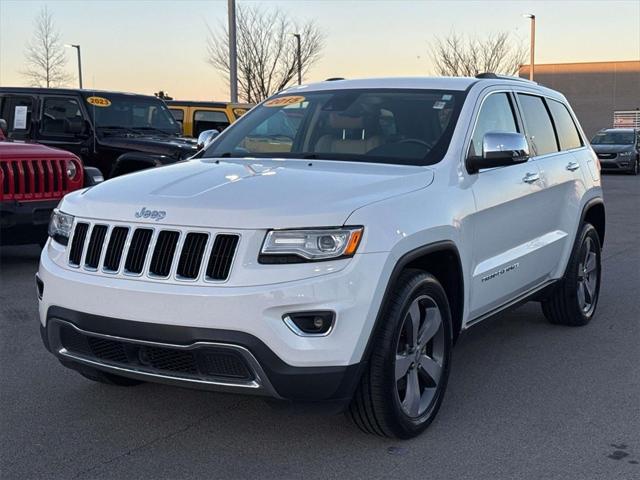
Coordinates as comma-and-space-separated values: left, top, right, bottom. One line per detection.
1, 122, 101, 245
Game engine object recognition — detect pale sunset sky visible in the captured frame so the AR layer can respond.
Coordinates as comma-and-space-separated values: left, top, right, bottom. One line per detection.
1, 0, 639, 101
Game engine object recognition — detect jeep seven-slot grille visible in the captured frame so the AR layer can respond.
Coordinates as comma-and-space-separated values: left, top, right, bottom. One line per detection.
67, 222, 239, 282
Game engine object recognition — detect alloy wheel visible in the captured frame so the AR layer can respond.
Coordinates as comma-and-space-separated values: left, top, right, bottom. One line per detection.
577, 236, 599, 315
394, 295, 445, 418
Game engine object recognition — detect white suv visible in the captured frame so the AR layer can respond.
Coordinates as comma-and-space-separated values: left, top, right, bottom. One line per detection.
38, 75, 605, 438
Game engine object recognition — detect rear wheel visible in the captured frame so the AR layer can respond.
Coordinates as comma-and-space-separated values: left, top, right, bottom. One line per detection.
542, 223, 601, 326
349, 270, 452, 438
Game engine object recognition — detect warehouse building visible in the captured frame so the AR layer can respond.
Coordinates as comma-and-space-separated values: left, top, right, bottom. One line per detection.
519, 60, 640, 138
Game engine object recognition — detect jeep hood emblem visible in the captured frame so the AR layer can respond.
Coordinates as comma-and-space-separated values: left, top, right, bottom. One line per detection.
135, 207, 166, 221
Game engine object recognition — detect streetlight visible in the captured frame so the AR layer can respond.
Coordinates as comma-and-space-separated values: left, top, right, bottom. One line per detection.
65, 44, 83, 89
292, 33, 302, 85
228, 0, 238, 102
523, 14, 535, 81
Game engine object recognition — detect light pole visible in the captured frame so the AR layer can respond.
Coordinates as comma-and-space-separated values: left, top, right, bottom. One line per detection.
523, 14, 536, 81
228, 0, 238, 102
292, 33, 302, 85
65, 44, 83, 89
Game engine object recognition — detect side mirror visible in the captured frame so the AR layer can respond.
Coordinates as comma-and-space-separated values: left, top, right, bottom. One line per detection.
196, 129, 219, 150
66, 118, 85, 135
0, 118, 7, 137
466, 132, 530, 173
83, 166, 104, 186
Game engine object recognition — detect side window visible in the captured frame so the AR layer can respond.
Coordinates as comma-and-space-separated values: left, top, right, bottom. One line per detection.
469, 93, 518, 157
41, 97, 84, 135
4, 96, 34, 138
193, 110, 230, 137
517, 94, 558, 156
547, 99, 582, 150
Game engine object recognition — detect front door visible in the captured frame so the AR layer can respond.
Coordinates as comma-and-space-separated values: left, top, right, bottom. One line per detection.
466, 91, 551, 319
37, 95, 89, 160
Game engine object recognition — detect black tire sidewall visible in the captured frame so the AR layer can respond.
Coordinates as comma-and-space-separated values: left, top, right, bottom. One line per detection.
377, 272, 453, 438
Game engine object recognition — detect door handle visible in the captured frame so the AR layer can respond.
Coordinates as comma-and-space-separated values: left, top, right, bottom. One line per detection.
566, 161, 580, 171
522, 172, 540, 183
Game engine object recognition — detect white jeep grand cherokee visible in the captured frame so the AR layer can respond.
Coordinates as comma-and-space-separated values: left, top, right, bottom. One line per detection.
38, 75, 605, 438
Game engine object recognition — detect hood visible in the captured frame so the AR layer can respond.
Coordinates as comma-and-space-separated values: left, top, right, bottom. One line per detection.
591, 144, 635, 154
61, 158, 434, 229
99, 133, 197, 158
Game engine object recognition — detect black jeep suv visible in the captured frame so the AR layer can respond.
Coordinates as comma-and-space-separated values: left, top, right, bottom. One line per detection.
0, 88, 198, 178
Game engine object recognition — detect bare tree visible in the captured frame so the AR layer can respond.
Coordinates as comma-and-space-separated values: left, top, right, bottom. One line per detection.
207, 6, 324, 103
431, 32, 527, 77
22, 6, 71, 87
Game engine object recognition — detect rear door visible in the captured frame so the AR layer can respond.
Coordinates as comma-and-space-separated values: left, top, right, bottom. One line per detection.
515, 93, 585, 279
1, 95, 36, 141
467, 90, 547, 319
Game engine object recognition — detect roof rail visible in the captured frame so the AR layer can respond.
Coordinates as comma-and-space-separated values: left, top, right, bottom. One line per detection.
325, 77, 345, 81
475, 72, 537, 84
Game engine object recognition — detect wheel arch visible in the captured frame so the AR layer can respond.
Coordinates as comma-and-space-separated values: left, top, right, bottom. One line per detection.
362, 241, 465, 365
582, 199, 605, 248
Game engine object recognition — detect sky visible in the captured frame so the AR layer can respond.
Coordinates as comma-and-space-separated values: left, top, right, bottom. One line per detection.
1, 0, 639, 101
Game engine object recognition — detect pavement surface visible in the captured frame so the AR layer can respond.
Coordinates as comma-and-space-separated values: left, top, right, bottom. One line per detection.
1, 174, 638, 480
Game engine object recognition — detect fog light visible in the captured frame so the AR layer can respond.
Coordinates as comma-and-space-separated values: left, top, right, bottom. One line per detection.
283, 311, 335, 336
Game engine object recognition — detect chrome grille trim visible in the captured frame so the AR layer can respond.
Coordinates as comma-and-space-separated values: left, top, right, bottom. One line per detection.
66, 219, 240, 283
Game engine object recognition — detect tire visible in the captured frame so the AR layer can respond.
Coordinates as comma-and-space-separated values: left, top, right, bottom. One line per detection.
78, 368, 143, 387
542, 223, 601, 326
349, 270, 453, 438
629, 157, 639, 176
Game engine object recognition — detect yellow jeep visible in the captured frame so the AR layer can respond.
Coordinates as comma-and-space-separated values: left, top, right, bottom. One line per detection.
166, 101, 252, 137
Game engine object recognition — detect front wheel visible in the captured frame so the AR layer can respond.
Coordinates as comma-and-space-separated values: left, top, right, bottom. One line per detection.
629, 157, 639, 175
349, 270, 453, 438
542, 223, 601, 326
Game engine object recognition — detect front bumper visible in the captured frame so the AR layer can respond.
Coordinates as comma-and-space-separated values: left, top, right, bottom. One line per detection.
598, 157, 634, 171
40, 309, 364, 404
38, 243, 390, 402
1, 199, 58, 245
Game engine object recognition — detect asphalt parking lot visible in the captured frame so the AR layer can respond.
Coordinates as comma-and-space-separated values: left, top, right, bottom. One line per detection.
1, 174, 638, 480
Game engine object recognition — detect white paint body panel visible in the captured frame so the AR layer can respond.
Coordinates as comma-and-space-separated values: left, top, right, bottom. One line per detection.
39, 76, 603, 370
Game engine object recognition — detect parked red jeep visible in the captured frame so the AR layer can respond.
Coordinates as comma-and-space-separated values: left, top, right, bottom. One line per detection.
1, 120, 100, 246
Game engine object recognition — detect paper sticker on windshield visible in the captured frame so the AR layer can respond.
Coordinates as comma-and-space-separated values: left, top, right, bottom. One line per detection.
441, 94, 453, 101
264, 96, 305, 107
86, 96, 111, 107
433, 101, 446, 110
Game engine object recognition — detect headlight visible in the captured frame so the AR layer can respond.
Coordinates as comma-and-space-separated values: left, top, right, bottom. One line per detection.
65, 159, 78, 180
48, 209, 74, 246
618, 151, 633, 157
260, 227, 363, 263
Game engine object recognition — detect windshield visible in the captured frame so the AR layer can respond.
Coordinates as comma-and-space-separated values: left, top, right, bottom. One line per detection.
203, 89, 465, 165
591, 131, 635, 145
83, 94, 180, 135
